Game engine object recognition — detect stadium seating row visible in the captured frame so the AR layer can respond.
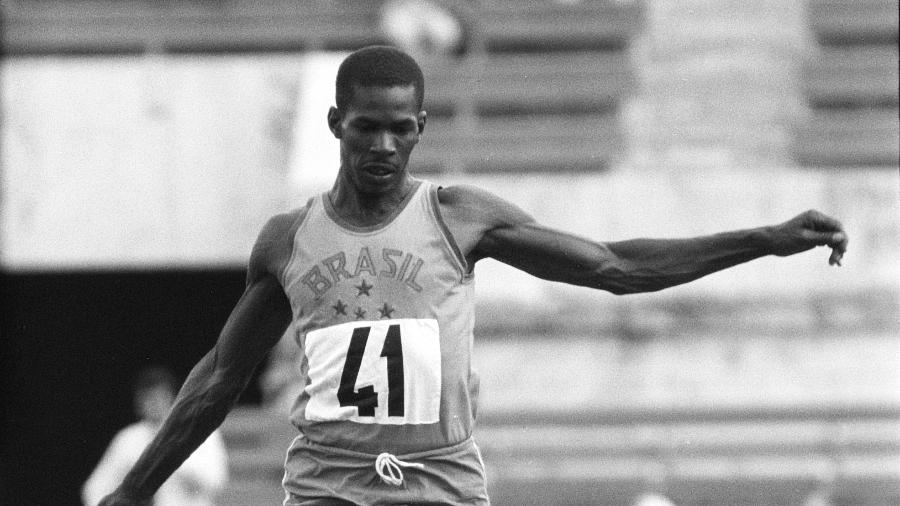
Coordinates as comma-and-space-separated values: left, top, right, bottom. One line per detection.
218, 406, 900, 506
4, 0, 896, 170
2, 0, 640, 54
799, 0, 899, 167
3, 0, 640, 174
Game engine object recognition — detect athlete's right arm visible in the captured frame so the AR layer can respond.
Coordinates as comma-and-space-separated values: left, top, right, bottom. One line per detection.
98, 215, 295, 506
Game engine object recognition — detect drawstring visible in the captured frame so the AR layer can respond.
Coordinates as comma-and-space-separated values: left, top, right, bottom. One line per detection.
375, 452, 425, 486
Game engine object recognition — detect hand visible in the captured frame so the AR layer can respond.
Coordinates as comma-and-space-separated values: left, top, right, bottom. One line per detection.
97, 489, 153, 506
768, 209, 848, 266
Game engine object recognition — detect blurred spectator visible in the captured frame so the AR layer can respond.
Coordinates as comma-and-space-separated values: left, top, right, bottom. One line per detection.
82, 367, 228, 506
631, 492, 677, 506
802, 484, 835, 506
380, 0, 475, 59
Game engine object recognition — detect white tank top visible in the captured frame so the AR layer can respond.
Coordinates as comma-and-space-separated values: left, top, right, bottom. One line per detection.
279, 180, 479, 453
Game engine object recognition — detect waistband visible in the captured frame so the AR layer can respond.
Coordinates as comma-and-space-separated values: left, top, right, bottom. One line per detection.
289, 434, 477, 461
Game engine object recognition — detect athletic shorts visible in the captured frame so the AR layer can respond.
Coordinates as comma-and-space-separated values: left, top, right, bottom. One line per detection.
282, 435, 490, 506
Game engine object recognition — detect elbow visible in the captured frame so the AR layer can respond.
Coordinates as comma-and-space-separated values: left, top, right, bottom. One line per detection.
590, 260, 663, 295
592, 272, 671, 296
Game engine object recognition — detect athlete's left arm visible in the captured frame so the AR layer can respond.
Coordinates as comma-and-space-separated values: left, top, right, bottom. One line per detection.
450, 186, 848, 295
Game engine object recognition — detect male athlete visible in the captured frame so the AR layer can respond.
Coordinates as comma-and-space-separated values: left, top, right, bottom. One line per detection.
100, 46, 848, 506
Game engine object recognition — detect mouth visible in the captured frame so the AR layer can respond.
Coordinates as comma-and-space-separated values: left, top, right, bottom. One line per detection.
362, 162, 396, 177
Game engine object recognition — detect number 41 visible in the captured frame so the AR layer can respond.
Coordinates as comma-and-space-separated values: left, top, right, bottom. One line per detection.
337, 325, 404, 417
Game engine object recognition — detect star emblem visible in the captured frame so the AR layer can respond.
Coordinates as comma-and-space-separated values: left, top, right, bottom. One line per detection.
332, 299, 347, 316
354, 307, 367, 320
377, 302, 395, 319
355, 279, 373, 297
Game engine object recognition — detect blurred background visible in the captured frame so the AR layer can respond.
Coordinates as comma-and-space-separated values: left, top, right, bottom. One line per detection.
1, 0, 898, 505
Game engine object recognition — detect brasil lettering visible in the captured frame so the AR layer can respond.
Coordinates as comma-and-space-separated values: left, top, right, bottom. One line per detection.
301, 247, 424, 298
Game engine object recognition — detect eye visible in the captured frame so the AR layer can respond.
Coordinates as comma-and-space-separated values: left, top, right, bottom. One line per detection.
392, 123, 416, 135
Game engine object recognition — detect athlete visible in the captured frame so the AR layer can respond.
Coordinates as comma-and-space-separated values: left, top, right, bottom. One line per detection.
99, 46, 848, 506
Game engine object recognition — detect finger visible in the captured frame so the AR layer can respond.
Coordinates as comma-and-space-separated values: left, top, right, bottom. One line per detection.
802, 230, 847, 266
830, 231, 849, 253
827, 231, 847, 266
829, 248, 843, 267
804, 229, 847, 247
808, 211, 845, 233
803, 230, 837, 246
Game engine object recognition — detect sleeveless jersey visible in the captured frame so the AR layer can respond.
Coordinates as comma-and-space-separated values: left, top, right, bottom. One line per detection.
279, 180, 479, 454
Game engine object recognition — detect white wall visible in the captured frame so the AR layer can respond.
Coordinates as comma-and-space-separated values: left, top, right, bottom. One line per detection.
1, 55, 301, 269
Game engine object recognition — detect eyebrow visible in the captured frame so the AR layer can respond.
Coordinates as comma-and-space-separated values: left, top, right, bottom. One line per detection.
351, 116, 417, 128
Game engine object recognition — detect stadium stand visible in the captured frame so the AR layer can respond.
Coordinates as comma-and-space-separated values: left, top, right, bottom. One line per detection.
417, 50, 632, 173
0, 0, 386, 53
219, 404, 900, 506
414, 0, 641, 173
3, 0, 639, 174
795, 0, 899, 167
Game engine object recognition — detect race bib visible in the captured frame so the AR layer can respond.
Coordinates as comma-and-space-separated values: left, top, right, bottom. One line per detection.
304, 318, 441, 424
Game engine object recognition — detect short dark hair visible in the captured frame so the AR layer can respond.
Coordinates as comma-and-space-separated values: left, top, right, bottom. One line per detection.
335, 45, 425, 111
132, 366, 177, 396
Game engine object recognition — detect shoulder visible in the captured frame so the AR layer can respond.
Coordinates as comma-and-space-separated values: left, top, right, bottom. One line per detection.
256, 204, 312, 245
436, 184, 534, 228
434, 184, 536, 262
249, 201, 314, 280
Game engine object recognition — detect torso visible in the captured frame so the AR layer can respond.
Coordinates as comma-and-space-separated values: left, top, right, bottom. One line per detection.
272, 179, 481, 453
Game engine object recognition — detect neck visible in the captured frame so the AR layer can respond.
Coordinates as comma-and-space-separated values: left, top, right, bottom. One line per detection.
329, 175, 417, 227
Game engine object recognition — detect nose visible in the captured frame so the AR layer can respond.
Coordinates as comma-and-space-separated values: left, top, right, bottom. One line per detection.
370, 131, 396, 155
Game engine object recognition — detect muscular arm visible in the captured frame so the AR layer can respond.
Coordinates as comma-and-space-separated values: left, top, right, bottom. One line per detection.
102, 217, 293, 504
442, 186, 848, 295
480, 222, 774, 294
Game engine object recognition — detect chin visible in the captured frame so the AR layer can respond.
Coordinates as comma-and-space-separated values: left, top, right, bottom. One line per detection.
358, 173, 404, 192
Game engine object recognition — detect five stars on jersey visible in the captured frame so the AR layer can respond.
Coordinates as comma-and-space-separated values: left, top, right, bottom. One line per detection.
329, 278, 398, 320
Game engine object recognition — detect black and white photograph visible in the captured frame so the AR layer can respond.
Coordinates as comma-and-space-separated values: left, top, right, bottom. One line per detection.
1, 1, 898, 505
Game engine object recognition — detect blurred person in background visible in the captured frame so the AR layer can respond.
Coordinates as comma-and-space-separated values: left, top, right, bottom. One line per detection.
83, 367, 228, 506
98, 45, 847, 506
380, 0, 474, 59
631, 492, 677, 506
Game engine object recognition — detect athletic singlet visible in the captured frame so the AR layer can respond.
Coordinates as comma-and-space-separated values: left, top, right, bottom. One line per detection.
279, 180, 479, 454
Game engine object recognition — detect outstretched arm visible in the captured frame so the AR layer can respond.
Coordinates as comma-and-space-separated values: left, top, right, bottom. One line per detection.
445, 186, 847, 295
99, 218, 294, 505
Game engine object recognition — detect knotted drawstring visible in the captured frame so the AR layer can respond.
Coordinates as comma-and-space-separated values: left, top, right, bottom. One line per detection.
375, 452, 425, 486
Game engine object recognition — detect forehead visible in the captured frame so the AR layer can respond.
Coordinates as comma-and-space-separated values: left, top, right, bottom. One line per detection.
344, 84, 420, 117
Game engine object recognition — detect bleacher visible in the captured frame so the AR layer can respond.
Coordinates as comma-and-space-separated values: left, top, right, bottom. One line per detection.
796, 0, 899, 167
0, 0, 386, 52
219, 405, 900, 506
415, 0, 641, 174
3, 0, 895, 169
416, 50, 632, 173
2, 0, 640, 175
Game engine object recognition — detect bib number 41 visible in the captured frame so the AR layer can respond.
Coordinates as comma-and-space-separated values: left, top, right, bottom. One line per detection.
338, 325, 404, 417
303, 318, 441, 425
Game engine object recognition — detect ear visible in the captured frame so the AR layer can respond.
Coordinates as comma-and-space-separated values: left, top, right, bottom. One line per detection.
417, 110, 427, 137
327, 106, 342, 139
